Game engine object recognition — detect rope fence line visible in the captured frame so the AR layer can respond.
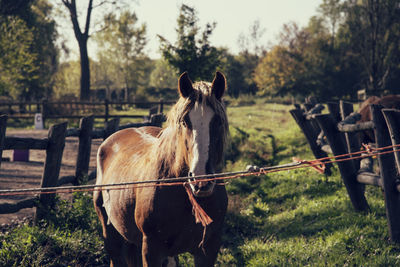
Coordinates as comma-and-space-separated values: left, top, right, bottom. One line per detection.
1, 143, 399, 197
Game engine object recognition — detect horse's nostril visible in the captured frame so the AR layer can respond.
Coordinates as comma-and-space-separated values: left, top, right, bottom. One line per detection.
188, 171, 194, 177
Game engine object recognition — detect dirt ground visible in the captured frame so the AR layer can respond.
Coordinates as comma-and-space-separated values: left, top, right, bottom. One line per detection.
0, 129, 103, 226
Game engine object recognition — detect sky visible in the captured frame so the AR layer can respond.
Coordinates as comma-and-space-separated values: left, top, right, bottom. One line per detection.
62, 0, 322, 60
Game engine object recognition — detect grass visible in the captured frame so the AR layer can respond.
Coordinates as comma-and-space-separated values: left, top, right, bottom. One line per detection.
2, 98, 400, 266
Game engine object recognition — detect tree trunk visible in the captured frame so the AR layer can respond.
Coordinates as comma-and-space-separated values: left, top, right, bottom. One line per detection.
62, 0, 93, 101
79, 38, 91, 100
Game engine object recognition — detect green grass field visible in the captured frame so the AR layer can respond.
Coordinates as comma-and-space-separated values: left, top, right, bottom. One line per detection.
1, 99, 400, 266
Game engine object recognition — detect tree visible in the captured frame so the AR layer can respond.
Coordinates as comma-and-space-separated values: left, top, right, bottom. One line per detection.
61, 0, 93, 100
318, 0, 344, 48
0, 0, 58, 100
53, 60, 80, 99
94, 10, 150, 101
149, 59, 178, 89
0, 16, 38, 98
342, 0, 400, 93
158, 4, 221, 81
26, 0, 58, 100
254, 23, 324, 98
60, 0, 127, 100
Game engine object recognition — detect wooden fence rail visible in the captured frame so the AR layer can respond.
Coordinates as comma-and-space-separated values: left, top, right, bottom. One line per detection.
290, 100, 400, 243
0, 112, 166, 221
0, 99, 172, 126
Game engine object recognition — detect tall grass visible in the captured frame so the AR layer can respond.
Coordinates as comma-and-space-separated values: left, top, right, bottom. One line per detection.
1, 99, 400, 266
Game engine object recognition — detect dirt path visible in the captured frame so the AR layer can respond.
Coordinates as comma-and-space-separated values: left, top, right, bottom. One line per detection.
0, 129, 102, 226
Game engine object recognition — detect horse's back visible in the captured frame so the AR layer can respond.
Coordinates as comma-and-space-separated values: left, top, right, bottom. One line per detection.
97, 126, 161, 185
359, 95, 400, 121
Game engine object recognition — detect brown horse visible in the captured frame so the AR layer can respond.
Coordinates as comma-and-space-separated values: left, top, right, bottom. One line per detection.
358, 94, 400, 143
93, 72, 229, 266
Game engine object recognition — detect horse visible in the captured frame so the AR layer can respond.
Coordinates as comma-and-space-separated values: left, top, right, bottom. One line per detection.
93, 71, 229, 267
358, 94, 400, 144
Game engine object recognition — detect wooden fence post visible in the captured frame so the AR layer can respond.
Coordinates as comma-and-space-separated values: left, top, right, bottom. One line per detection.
340, 101, 361, 170
158, 98, 164, 114
371, 105, 400, 243
327, 102, 341, 123
41, 99, 48, 128
314, 113, 370, 212
35, 122, 67, 222
104, 99, 109, 122
383, 109, 400, 174
290, 108, 331, 175
104, 118, 120, 140
0, 115, 7, 168
74, 116, 94, 185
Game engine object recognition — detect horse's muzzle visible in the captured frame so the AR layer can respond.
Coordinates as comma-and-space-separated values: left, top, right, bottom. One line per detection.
188, 173, 216, 197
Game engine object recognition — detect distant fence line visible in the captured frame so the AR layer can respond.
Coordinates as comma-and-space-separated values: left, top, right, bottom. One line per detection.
0, 113, 165, 222
0, 99, 174, 126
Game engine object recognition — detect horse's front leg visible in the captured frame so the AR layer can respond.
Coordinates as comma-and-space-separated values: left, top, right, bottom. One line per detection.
193, 234, 222, 267
141, 235, 164, 267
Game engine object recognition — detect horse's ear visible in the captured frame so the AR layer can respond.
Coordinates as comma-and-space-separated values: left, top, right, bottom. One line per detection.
211, 71, 226, 100
178, 72, 194, 98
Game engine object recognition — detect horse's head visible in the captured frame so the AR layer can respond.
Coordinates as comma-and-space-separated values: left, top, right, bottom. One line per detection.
174, 71, 228, 197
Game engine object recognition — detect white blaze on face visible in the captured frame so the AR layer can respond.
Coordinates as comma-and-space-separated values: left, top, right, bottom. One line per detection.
188, 103, 214, 176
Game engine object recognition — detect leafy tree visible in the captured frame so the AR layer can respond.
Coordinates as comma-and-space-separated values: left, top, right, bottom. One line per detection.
26, 0, 58, 100
0, 0, 58, 100
90, 54, 117, 100
149, 59, 178, 89
52, 60, 80, 99
341, 0, 400, 93
94, 10, 150, 101
158, 4, 221, 81
233, 20, 267, 96
318, 0, 345, 48
0, 16, 38, 98
254, 23, 326, 98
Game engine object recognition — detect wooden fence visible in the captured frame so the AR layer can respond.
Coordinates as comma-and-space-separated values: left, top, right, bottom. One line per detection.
0, 113, 165, 222
0, 99, 172, 126
290, 100, 400, 243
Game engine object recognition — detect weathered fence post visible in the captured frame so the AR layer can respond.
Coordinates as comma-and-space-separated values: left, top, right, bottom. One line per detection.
158, 98, 164, 114
290, 108, 331, 175
104, 118, 120, 140
327, 102, 341, 123
41, 99, 48, 128
35, 122, 67, 222
74, 116, 94, 185
371, 105, 400, 243
104, 99, 109, 122
340, 101, 361, 170
383, 109, 400, 173
0, 115, 7, 168
314, 113, 370, 212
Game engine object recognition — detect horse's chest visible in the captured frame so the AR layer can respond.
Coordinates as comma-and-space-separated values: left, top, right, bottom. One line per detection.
136, 187, 210, 249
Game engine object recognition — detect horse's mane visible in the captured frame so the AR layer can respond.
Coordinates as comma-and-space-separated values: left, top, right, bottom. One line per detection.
154, 81, 229, 178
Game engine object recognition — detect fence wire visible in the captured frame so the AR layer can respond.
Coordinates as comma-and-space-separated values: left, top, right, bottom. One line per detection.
0, 143, 399, 197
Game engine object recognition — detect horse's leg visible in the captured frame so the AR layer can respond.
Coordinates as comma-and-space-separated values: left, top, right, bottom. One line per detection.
193, 234, 222, 267
94, 191, 140, 266
141, 234, 165, 267
122, 241, 143, 267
